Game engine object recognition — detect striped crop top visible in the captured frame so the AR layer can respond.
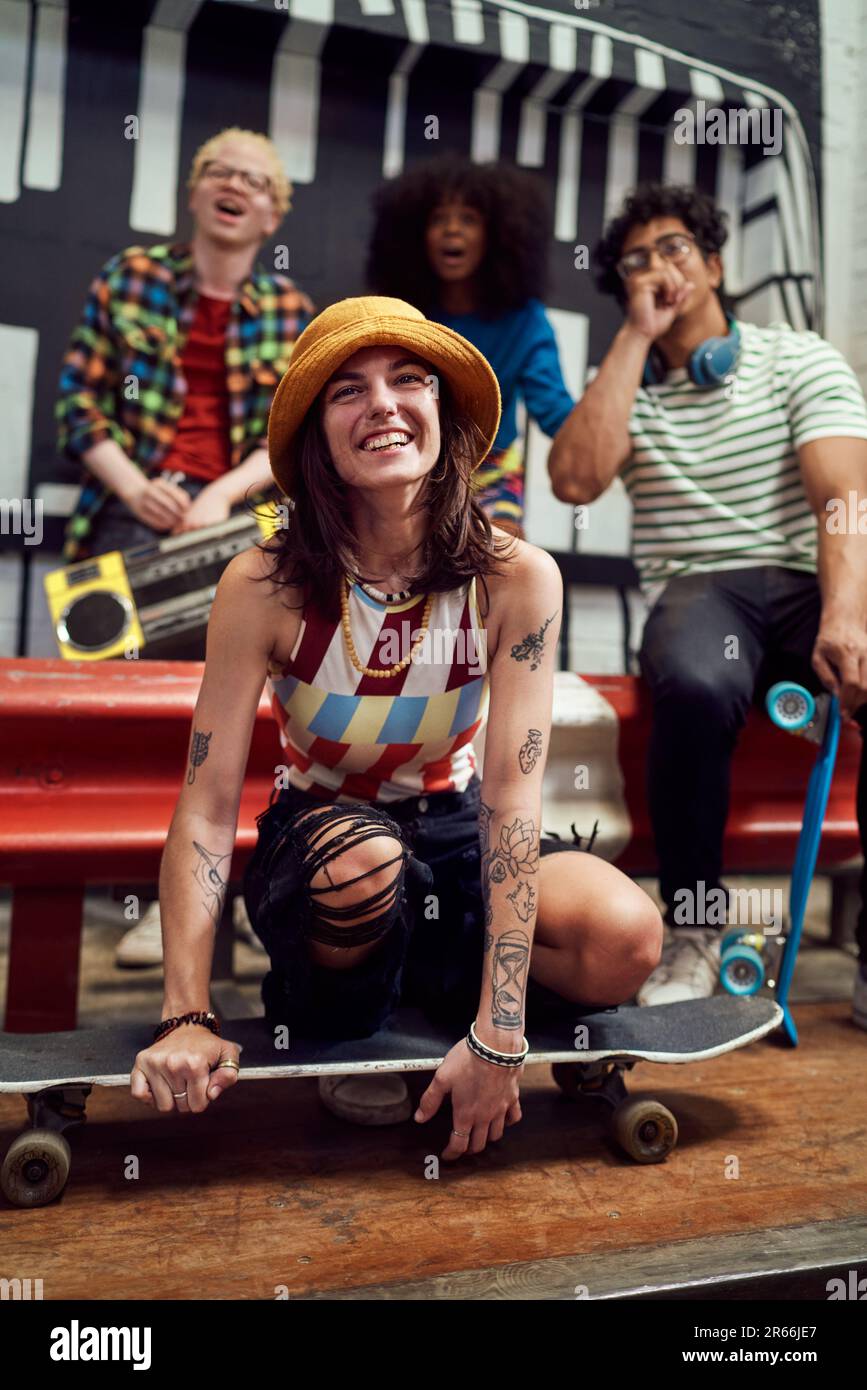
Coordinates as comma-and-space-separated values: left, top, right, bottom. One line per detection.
265, 575, 490, 803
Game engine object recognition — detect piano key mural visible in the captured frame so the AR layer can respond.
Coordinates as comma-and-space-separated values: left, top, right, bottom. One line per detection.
0, 0, 824, 660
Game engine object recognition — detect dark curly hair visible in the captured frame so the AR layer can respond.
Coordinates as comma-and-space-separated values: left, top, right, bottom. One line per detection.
366, 156, 550, 318
594, 183, 732, 313
248, 374, 514, 626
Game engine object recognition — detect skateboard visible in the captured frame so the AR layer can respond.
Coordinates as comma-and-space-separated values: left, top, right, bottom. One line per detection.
718, 682, 841, 1048
0, 995, 781, 1205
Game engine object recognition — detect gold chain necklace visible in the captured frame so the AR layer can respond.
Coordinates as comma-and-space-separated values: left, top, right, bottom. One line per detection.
340, 576, 434, 679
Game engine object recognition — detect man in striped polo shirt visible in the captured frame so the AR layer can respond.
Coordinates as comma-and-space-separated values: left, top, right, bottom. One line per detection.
549, 183, 867, 1026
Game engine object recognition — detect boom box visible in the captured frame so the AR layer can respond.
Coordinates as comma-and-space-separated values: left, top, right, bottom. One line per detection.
44, 502, 284, 661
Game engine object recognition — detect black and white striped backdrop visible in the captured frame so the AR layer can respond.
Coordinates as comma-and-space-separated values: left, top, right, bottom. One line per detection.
0, 0, 824, 656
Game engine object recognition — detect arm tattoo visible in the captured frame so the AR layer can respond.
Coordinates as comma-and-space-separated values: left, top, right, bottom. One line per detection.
518, 728, 543, 774
478, 807, 539, 1026
192, 840, 231, 924
479, 799, 494, 929
489, 817, 539, 879
187, 728, 213, 784
506, 879, 536, 922
491, 929, 530, 1029
510, 611, 558, 671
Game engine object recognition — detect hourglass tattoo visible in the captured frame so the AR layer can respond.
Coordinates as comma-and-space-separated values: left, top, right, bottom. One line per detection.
192, 840, 231, 924
187, 728, 212, 784
491, 929, 530, 1029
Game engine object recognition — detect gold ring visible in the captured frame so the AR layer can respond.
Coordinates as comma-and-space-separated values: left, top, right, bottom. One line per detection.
214, 1060, 240, 1072
172, 1091, 187, 1099
451, 1129, 470, 1138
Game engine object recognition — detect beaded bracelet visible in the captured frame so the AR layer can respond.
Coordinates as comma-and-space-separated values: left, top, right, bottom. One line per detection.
153, 1011, 220, 1044
466, 1019, 529, 1068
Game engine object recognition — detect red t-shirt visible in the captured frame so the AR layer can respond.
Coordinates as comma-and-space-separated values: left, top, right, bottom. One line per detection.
159, 293, 232, 482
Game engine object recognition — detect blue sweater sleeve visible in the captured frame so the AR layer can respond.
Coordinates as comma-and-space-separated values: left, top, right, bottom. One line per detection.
518, 301, 575, 438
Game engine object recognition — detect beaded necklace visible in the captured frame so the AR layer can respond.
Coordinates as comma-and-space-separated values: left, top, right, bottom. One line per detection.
340, 576, 433, 679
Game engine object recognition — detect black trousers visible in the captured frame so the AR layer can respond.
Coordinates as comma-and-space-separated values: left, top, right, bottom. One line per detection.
638, 566, 867, 962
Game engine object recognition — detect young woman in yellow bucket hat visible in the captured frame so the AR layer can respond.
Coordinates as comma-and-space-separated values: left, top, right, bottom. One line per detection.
130, 296, 662, 1160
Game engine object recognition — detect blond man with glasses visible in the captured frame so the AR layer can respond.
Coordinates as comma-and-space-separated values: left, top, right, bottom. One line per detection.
56, 126, 314, 966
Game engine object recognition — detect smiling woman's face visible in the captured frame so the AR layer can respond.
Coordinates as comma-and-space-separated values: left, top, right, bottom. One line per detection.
320, 345, 442, 490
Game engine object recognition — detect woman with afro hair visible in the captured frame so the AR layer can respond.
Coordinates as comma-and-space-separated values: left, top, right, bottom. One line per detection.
366, 156, 574, 538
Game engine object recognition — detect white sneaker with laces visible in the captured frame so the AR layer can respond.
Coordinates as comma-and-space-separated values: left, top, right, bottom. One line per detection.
854, 967, 867, 1031
637, 927, 722, 1007
115, 895, 264, 968
115, 899, 164, 968
317, 1073, 412, 1125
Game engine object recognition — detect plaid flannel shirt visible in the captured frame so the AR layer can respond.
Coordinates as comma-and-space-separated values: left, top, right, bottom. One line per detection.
56, 241, 311, 561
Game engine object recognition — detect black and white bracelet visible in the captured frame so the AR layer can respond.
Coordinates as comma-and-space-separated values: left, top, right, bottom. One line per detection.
466, 1019, 530, 1068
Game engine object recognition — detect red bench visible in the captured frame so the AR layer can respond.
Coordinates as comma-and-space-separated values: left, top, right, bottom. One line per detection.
582, 675, 861, 875
0, 658, 861, 1032
0, 658, 282, 1032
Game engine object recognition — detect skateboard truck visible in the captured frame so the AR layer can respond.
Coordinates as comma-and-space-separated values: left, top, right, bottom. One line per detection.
551, 1058, 679, 1163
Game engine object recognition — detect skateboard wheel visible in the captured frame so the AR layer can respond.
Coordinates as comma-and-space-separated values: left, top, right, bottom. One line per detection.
0, 1130, 71, 1208
766, 681, 814, 732
611, 1098, 677, 1163
720, 929, 766, 956
720, 943, 765, 996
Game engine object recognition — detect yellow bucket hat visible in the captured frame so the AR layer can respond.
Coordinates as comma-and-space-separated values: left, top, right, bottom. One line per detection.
267, 296, 501, 498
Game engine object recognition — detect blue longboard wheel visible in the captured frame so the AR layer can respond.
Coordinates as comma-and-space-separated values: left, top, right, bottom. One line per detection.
766, 681, 815, 732
721, 929, 766, 956
720, 943, 765, 996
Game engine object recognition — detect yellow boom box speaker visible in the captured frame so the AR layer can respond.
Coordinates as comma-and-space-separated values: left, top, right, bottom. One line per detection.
44, 501, 283, 661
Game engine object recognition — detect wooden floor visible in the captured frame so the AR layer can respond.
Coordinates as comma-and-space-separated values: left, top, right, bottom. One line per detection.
0, 1000, 865, 1299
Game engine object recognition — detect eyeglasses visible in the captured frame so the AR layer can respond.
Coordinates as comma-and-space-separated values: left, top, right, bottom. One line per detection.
616, 232, 698, 280
200, 161, 272, 195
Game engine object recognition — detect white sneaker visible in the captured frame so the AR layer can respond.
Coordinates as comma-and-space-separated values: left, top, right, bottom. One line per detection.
317, 1073, 412, 1126
233, 895, 266, 953
115, 896, 263, 968
854, 967, 867, 1031
115, 899, 163, 968
636, 927, 722, 1007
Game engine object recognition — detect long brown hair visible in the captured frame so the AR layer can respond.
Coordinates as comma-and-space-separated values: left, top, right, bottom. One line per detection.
248, 377, 515, 623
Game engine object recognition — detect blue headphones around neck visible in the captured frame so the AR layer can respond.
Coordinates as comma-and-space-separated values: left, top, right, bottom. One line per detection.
643, 317, 740, 388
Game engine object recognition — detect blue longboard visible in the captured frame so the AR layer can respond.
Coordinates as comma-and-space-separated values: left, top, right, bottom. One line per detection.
719, 682, 841, 1046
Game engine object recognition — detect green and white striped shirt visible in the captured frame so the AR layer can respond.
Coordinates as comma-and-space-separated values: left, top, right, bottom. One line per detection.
623, 320, 867, 588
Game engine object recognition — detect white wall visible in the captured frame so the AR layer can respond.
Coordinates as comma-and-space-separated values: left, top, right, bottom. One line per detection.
821, 0, 867, 380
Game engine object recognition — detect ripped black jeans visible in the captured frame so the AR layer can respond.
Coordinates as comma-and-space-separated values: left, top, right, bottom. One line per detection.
242, 775, 587, 1041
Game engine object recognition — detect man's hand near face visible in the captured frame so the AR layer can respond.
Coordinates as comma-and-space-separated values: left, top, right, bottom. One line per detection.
625, 262, 693, 343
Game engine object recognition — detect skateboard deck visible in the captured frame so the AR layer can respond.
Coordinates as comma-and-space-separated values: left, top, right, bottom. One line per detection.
0, 996, 781, 1203
0, 995, 781, 1089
